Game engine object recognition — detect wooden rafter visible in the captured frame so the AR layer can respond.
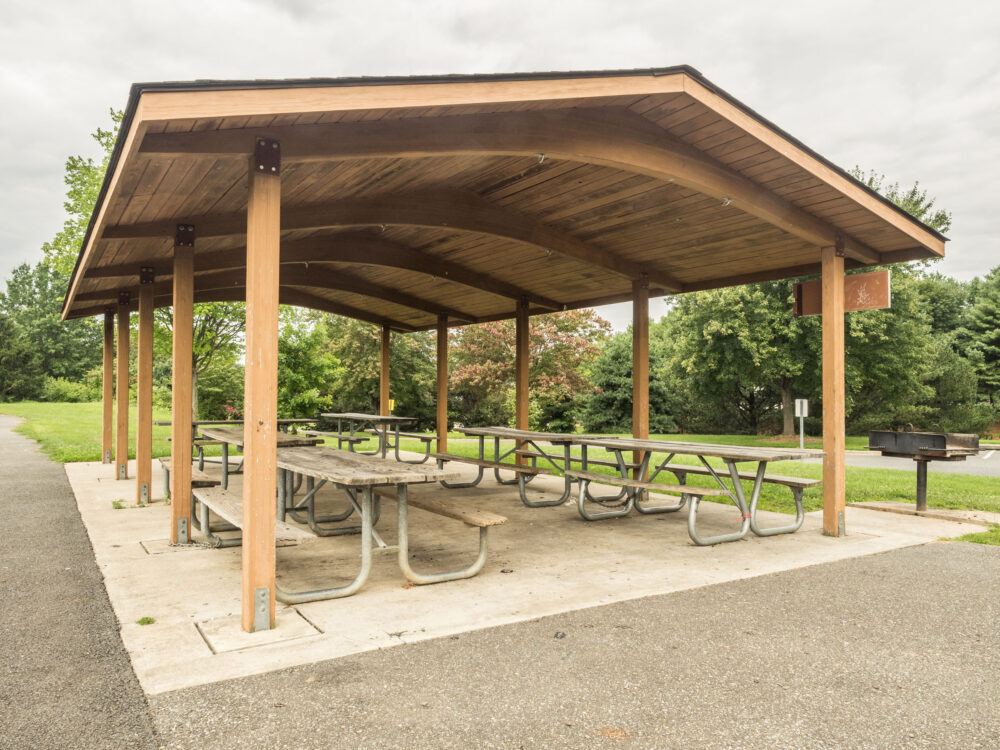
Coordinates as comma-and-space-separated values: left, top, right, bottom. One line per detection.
136, 108, 893, 264
84, 233, 562, 310
78, 262, 479, 322
103, 188, 683, 291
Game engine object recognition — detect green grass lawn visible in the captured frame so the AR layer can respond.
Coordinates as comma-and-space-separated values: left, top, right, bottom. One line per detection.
2, 401, 997, 518
950, 525, 1000, 546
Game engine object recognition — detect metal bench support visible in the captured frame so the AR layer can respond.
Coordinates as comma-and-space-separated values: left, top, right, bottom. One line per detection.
396, 485, 489, 584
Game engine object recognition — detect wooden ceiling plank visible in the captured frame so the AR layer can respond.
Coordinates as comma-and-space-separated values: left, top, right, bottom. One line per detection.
135, 107, 885, 264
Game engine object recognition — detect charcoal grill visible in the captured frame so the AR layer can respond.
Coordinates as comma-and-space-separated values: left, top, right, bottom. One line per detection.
868, 431, 979, 510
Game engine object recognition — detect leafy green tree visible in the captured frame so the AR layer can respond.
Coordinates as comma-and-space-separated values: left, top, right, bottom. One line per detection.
153, 303, 245, 420
277, 315, 343, 417
0, 313, 43, 401
0, 261, 101, 381
581, 328, 676, 433
962, 266, 1000, 402
321, 316, 438, 428
849, 168, 952, 234
914, 272, 973, 335
664, 281, 819, 434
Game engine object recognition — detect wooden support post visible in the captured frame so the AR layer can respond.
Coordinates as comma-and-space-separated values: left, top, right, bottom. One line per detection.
170, 236, 194, 544
380, 324, 391, 416
115, 295, 131, 480
822, 244, 846, 536
136, 272, 154, 504
436, 315, 448, 452
632, 278, 650, 477
515, 298, 529, 463
242, 138, 281, 632
102, 309, 114, 465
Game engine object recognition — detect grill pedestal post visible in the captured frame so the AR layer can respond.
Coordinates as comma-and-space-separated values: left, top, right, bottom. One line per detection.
915, 459, 928, 512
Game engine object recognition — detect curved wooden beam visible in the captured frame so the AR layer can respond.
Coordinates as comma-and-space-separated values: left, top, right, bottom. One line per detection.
75, 266, 471, 323
136, 108, 904, 263
103, 188, 682, 291
84, 233, 563, 309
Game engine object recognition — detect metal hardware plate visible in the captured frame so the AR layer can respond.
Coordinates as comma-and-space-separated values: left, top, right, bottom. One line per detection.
254, 138, 280, 175
175, 224, 195, 247
254, 587, 271, 632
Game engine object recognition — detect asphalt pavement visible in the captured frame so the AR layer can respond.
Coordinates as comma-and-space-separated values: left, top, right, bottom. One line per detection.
0, 416, 157, 750
150, 543, 1000, 749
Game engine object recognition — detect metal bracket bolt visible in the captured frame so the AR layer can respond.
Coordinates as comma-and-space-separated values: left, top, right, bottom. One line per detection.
254, 138, 281, 175
253, 587, 271, 632
139, 266, 155, 285
176, 517, 189, 545
175, 224, 195, 247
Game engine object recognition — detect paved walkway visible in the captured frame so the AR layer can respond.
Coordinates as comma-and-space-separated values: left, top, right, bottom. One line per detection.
0, 416, 157, 750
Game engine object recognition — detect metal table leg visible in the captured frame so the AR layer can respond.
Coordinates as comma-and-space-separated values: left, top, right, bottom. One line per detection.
687, 459, 761, 546
276, 488, 374, 603
441, 436, 485, 488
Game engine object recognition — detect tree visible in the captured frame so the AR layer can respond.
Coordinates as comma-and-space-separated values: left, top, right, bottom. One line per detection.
962, 266, 1000, 402
581, 328, 677, 433
277, 313, 343, 417
0, 261, 101, 382
663, 282, 819, 434
0, 113, 121, 388
320, 316, 438, 428
849, 168, 952, 234
451, 309, 609, 430
0, 313, 43, 401
153, 302, 245, 420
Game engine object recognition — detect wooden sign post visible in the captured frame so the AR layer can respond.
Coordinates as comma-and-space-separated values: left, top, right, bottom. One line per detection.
793, 268, 891, 317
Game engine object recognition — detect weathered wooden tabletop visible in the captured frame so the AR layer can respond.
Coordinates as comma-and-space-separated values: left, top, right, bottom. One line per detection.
320, 412, 415, 423
573, 436, 823, 463
276, 445, 461, 486
198, 425, 324, 449
458, 426, 585, 444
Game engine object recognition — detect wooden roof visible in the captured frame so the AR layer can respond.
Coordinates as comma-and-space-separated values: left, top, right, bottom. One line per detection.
61, 67, 946, 329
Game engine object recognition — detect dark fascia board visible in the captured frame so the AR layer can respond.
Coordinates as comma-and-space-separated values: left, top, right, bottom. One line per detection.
62, 64, 947, 319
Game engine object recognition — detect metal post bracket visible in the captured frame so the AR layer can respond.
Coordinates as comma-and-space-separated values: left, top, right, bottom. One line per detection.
254, 138, 280, 175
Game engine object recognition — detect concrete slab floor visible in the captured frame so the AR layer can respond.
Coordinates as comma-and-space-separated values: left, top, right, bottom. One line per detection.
64, 456, 983, 697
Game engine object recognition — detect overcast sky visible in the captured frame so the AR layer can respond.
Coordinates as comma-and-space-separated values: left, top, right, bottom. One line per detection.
1, 0, 996, 329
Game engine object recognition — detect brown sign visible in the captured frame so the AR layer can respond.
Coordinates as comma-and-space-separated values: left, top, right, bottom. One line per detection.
793, 269, 891, 317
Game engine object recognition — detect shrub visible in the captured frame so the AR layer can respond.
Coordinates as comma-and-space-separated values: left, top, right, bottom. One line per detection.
39, 376, 100, 403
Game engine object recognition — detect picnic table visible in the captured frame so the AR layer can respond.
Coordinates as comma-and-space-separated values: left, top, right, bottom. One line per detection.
570, 437, 822, 545
434, 427, 625, 507
319, 412, 432, 464
270, 445, 505, 602
197, 425, 324, 489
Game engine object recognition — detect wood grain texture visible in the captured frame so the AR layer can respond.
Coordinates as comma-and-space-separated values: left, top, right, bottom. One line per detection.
136, 282, 154, 502
514, 299, 529, 463
821, 246, 846, 536
436, 315, 448, 452
115, 306, 130, 479
632, 279, 650, 479
192, 487, 313, 543
102, 311, 114, 464
380, 325, 390, 416
242, 154, 280, 631
170, 246, 194, 543
276, 445, 458, 485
